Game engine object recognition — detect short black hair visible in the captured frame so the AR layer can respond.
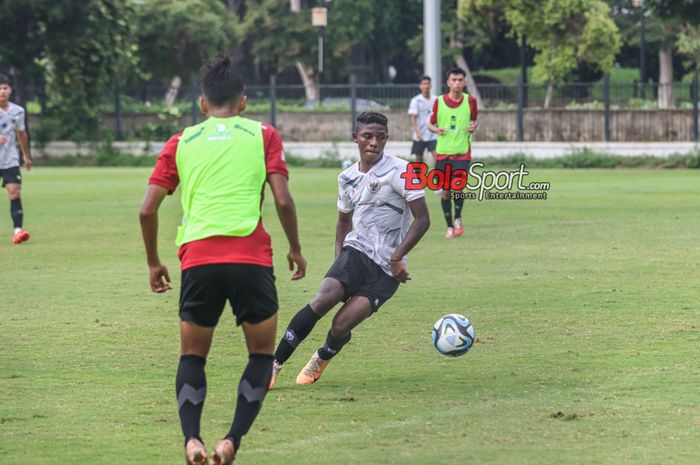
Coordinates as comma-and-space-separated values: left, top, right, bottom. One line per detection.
355, 111, 388, 131
199, 55, 244, 107
0, 74, 11, 86
446, 67, 466, 78
419, 75, 431, 83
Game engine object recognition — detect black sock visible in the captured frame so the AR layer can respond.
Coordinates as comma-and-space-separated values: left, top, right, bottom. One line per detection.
176, 355, 207, 445
454, 197, 464, 220
10, 198, 23, 229
226, 353, 274, 451
317, 330, 352, 360
441, 198, 453, 228
274, 304, 321, 364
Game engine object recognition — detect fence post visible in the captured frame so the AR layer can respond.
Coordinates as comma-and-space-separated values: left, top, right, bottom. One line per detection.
693, 70, 698, 143
269, 74, 277, 128
114, 79, 122, 141
39, 73, 47, 115
191, 76, 198, 125
516, 75, 524, 142
350, 74, 357, 133
604, 74, 611, 142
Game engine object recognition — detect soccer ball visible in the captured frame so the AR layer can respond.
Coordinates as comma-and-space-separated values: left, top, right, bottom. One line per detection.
432, 314, 475, 357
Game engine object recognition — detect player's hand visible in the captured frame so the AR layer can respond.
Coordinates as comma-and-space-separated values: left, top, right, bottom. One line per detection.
23, 157, 32, 171
416, 133, 424, 142
391, 259, 411, 283
149, 263, 172, 293
436, 128, 446, 136
287, 249, 307, 280
468, 120, 478, 134
0, 135, 7, 145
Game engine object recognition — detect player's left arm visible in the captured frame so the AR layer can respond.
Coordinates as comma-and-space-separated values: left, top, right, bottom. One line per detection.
139, 185, 172, 293
16, 130, 32, 171
390, 197, 430, 283
468, 96, 478, 134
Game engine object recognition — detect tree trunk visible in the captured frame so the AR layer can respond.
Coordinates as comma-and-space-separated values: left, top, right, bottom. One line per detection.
450, 23, 483, 108
295, 61, 319, 104
544, 82, 554, 109
165, 76, 182, 108
658, 48, 675, 109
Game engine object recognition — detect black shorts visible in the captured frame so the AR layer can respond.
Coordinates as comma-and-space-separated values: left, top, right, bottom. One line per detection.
0, 166, 21, 187
325, 246, 400, 312
435, 158, 470, 182
179, 264, 278, 327
411, 140, 437, 157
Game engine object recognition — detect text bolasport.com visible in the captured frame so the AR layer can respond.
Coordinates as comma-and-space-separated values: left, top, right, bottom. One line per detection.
400, 162, 551, 201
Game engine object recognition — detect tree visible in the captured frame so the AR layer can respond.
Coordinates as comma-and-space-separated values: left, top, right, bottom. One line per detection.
462, 0, 621, 107
238, 0, 375, 103
645, 0, 700, 107
135, 0, 236, 106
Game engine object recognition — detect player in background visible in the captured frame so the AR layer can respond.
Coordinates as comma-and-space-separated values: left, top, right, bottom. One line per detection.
139, 56, 306, 465
408, 76, 437, 165
269, 111, 430, 388
428, 67, 478, 239
0, 74, 32, 244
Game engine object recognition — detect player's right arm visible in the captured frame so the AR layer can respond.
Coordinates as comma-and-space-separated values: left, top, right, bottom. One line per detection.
427, 98, 445, 135
139, 184, 171, 293
268, 173, 306, 280
408, 98, 423, 141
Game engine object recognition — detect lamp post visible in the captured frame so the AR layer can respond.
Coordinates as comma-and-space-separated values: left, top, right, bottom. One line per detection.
312, 3, 329, 104
632, 0, 645, 98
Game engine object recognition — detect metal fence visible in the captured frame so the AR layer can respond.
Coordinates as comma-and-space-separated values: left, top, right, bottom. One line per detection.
23, 74, 700, 142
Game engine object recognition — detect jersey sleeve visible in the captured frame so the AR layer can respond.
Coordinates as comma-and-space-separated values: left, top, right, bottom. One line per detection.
262, 124, 288, 178
407, 96, 418, 115
429, 98, 439, 125
337, 176, 354, 213
392, 163, 426, 203
14, 107, 25, 131
148, 133, 181, 194
469, 95, 478, 121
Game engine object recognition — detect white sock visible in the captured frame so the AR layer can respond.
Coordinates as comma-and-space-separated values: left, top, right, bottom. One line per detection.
14, 227, 22, 234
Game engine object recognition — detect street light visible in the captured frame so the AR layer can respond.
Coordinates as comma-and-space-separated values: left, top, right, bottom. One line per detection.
632, 0, 645, 98
312, 2, 330, 104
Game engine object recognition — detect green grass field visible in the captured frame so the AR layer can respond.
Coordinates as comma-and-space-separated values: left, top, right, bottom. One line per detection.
1, 167, 699, 465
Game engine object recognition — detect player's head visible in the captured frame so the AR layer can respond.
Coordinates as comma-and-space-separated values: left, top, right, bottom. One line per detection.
353, 111, 389, 165
0, 74, 12, 103
419, 75, 431, 95
198, 55, 245, 114
445, 67, 466, 94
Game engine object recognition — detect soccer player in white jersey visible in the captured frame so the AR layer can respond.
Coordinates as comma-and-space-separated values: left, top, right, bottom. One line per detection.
269, 111, 431, 387
0, 74, 32, 244
408, 76, 437, 164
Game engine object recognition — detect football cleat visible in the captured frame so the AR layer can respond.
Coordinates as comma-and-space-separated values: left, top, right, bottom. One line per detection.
454, 219, 464, 237
12, 229, 30, 244
185, 438, 208, 465
444, 227, 455, 239
211, 438, 236, 465
295, 352, 330, 385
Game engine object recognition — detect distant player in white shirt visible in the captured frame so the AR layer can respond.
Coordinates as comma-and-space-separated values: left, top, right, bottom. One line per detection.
0, 74, 32, 244
407, 76, 437, 164
270, 112, 431, 387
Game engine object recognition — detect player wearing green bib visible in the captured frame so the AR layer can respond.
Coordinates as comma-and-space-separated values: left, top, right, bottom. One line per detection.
428, 67, 479, 239
140, 56, 306, 465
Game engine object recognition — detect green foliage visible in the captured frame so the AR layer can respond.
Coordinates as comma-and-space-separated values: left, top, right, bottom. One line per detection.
462, 0, 622, 84
677, 25, 700, 69
135, 0, 236, 82
239, 0, 374, 81
133, 107, 184, 141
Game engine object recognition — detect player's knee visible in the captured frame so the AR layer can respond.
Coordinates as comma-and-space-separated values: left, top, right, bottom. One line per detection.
312, 290, 343, 315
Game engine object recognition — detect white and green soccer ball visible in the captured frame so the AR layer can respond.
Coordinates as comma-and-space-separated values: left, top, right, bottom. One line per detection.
432, 314, 475, 357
